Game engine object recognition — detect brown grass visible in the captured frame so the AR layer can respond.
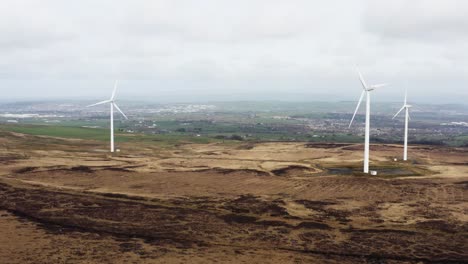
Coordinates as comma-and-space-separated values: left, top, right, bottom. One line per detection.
0, 131, 466, 263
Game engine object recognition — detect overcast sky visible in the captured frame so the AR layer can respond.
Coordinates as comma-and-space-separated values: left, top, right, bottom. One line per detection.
1, 0, 467, 103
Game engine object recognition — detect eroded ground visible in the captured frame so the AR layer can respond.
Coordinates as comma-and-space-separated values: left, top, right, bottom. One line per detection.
0, 132, 467, 263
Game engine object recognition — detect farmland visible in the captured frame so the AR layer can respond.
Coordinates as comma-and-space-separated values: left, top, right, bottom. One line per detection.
1, 101, 467, 146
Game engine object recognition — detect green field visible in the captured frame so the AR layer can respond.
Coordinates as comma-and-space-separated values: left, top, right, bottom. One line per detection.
0, 124, 223, 147
1, 124, 115, 141
0, 123, 362, 147
1, 119, 466, 147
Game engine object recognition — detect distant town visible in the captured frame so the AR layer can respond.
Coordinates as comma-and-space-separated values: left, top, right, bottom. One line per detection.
1, 101, 467, 147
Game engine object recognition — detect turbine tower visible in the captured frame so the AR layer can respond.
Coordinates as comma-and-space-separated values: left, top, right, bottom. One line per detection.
349, 68, 387, 173
87, 80, 128, 152
392, 89, 412, 161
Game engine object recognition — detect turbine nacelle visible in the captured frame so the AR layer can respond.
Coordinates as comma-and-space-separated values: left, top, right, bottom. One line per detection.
366, 83, 388, 91
86, 80, 128, 120
350, 67, 386, 174
393, 89, 412, 120
393, 89, 412, 161
349, 68, 388, 128
86, 80, 128, 153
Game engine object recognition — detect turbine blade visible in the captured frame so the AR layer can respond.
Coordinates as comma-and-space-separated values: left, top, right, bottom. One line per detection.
349, 90, 365, 128
408, 111, 411, 121
113, 103, 128, 119
355, 66, 367, 90
370, 83, 388, 89
404, 88, 407, 105
86, 100, 111, 107
111, 80, 118, 100
392, 106, 405, 119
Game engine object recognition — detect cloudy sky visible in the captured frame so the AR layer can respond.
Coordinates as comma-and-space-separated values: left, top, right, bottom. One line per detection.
1, 0, 467, 103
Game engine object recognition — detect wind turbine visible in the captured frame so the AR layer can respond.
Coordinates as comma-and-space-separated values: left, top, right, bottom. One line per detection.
392, 89, 412, 161
87, 80, 128, 152
349, 67, 387, 173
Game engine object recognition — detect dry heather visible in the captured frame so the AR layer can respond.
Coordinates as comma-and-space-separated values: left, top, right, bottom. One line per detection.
0, 132, 466, 263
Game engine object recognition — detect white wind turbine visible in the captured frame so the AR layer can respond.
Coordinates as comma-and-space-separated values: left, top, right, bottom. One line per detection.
349, 67, 387, 173
392, 89, 412, 161
87, 80, 128, 152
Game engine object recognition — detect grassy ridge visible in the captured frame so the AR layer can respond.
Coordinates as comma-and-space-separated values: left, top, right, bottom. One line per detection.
1, 123, 465, 147
0, 124, 223, 147
0, 124, 114, 141
0, 123, 362, 144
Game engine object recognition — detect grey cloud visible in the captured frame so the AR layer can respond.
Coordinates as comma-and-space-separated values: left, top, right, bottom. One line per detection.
121, 1, 315, 43
0, 29, 71, 51
363, 0, 468, 41
0, 0, 466, 103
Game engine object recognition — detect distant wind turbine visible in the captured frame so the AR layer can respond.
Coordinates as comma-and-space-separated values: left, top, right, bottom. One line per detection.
349, 67, 388, 173
392, 89, 412, 161
87, 80, 128, 152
